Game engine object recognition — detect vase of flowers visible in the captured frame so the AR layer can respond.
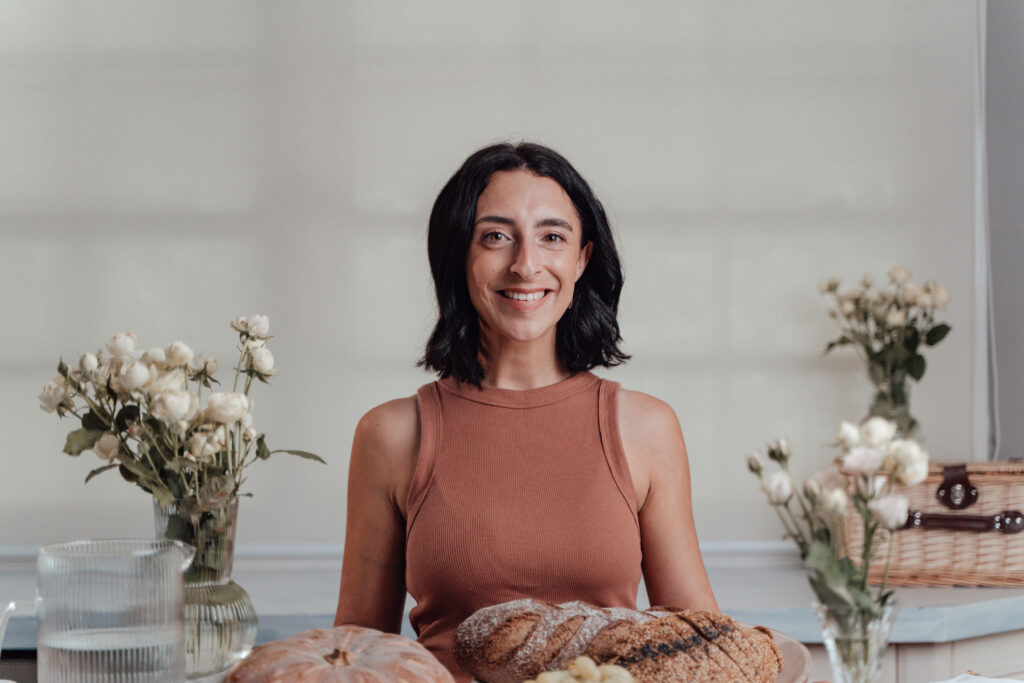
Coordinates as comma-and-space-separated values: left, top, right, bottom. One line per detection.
40, 314, 324, 677
819, 266, 951, 438
747, 417, 929, 683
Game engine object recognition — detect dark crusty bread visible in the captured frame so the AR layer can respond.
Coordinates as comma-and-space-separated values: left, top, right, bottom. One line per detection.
454, 599, 783, 683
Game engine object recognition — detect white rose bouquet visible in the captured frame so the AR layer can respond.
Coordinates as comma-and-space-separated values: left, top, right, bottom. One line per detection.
748, 418, 929, 680
40, 315, 324, 514
747, 417, 928, 619
819, 266, 951, 436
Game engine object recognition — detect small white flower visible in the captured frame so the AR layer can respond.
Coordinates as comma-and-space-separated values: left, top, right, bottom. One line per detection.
247, 347, 276, 376
840, 298, 856, 317
246, 315, 270, 338
92, 433, 120, 463
205, 392, 250, 424
79, 353, 99, 374
860, 417, 897, 447
230, 316, 249, 333
38, 380, 67, 413
189, 432, 220, 461
105, 332, 137, 358
885, 308, 906, 327
141, 347, 167, 366
886, 439, 929, 486
888, 266, 911, 285
899, 282, 922, 305
842, 445, 886, 476
763, 471, 794, 504
746, 452, 765, 475
861, 274, 873, 288
202, 356, 219, 374
933, 285, 951, 309
836, 421, 860, 449
868, 494, 910, 530
820, 487, 849, 517
118, 361, 151, 393
916, 292, 933, 308
164, 341, 194, 367
150, 390, 198, 424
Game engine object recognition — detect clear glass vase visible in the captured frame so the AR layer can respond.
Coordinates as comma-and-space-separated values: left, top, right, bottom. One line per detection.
867, 367, 918, 438
154, 497, 258, 679
814, 601, 898, 683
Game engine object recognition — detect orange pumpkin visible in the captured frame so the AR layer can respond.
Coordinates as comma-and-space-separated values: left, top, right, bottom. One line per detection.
225, 625, 456, 683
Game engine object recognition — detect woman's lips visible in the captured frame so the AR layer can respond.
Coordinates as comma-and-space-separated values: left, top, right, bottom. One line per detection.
497, 289, 550, 311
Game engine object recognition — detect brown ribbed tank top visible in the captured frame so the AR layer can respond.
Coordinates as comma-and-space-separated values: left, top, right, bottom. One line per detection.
406, 371, 642, 682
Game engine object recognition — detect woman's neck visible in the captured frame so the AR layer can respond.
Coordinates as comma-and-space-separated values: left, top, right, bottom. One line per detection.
478, 336, 570, 390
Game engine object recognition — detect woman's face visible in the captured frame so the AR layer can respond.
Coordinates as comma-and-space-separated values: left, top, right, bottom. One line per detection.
466, 169, 593, 349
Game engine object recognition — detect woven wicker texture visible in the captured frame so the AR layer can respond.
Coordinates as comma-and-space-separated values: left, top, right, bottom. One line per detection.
844, 461, 1024, 586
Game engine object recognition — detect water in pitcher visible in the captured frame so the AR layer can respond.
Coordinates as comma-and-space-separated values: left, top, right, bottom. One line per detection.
39, 625, 184, 682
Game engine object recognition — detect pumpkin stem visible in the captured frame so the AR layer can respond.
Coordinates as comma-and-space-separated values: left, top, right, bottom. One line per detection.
324, 647, 355, 666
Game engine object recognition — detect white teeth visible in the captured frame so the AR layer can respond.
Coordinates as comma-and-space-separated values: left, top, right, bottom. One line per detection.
503, 291, 545, 301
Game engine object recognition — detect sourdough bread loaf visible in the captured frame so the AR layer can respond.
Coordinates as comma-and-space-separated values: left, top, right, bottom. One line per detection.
453, 600, 783, 683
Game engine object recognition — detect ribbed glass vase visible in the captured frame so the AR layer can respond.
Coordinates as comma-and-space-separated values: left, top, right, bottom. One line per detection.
154, 497, 258, 679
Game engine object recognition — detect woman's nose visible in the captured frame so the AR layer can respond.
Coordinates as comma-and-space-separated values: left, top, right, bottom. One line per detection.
509, 242, 541, 279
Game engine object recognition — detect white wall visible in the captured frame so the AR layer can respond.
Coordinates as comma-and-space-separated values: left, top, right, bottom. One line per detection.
0, 1, 983, 552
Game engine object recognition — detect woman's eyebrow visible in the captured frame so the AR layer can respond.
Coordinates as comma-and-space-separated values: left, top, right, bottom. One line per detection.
474, 215, 515, 226
473, 215, 575, 229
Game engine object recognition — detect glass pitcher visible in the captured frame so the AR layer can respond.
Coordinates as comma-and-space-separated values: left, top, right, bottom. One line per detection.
0, 539, 195, 683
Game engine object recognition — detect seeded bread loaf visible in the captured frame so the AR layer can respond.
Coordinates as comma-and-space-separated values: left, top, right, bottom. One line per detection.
453, 599, 783, 683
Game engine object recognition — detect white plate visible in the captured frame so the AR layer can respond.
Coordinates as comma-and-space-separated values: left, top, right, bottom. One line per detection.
770, 628, 812, 683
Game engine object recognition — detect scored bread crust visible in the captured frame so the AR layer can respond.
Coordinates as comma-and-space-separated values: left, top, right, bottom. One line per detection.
454, 600, 783, 683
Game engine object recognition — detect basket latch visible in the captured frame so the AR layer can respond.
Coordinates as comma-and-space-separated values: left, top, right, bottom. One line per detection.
935, 465, 978, 510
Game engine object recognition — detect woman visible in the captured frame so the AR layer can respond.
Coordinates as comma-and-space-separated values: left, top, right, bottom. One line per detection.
335, 142, 718, 680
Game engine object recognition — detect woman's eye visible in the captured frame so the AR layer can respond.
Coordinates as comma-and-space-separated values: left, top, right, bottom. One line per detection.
483, 231, 508, 242
543, 233, 566, 243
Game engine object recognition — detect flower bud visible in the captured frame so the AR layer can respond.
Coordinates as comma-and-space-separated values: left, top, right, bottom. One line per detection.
767, 438, 791, 464
92, 433, 120, 463
763, 472, 794, 505
79, 353, 99, 374
746, 452, 765, 476
247, 347, 276, 376
105, 332, 137, 358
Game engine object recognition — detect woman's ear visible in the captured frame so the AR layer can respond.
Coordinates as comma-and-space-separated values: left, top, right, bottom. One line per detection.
576, 241, 593, 281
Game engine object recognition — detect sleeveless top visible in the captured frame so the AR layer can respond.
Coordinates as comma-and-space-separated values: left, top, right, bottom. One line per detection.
405, 371, 643, 682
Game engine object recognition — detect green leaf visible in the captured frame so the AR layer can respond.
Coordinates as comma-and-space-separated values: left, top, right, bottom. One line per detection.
118, 463, 140, 485
925, 323, 951, 346
269, 448, 326, 464
255, 435, 271, 461
63, 429, 105, 456
908, 354, 926, 381
903, 328, 920, 353
84, 464, 117, 483
81, 411, 107, 431
114, 405, 140, 432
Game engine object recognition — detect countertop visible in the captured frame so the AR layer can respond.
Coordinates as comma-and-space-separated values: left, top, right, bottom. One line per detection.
3, 545, 1024, 650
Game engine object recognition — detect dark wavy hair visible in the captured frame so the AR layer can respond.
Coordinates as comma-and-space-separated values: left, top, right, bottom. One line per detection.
418, 142, 629, 386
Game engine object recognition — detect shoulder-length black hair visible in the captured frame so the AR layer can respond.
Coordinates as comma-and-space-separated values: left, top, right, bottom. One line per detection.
418, 142, 629, 386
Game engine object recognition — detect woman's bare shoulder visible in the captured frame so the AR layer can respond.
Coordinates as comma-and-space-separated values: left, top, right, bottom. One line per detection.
353, 396, 420, 464
617, 388, 684, 446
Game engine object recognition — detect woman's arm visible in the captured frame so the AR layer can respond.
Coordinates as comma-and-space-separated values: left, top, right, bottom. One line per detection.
619, 390, 719, 612
334, 397, 419, 633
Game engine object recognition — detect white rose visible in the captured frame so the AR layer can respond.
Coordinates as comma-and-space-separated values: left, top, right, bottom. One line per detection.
868, 494, 910, 530
885, 308, 906, 327
842, 446, 886, 476
38, 380, 67, 413
230, 316, 249, 333
79, 353, 99, 374
886, 439, 929, 486
899, 282, 922, 305
201, 356, 219, 374
205, 392, 250, 424
763, 471, 794, 504
150, 390, 198, 424
141, 347, 167, 366
836, 421, 860, 449
888, 266, 911, 285
933, 285, 951, 309
146, 368, 186, 396
246, 315, 270, 338
840, 298, 856, 317
164, 341, 194, 367
92, 433, 120, 463
105, 332, 137, 358
820, 487, 849, 517
189, 432, 220, 461
916, 292, 933, 308
118, 361, 151, 393
860, 417, 897, 447
248, 347, 276, 376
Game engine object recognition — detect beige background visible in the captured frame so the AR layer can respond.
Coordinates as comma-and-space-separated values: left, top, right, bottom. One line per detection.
0, 1, 986, 554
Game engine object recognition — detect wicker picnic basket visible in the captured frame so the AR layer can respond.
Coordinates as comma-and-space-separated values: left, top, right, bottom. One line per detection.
845, 461, 1024, 586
